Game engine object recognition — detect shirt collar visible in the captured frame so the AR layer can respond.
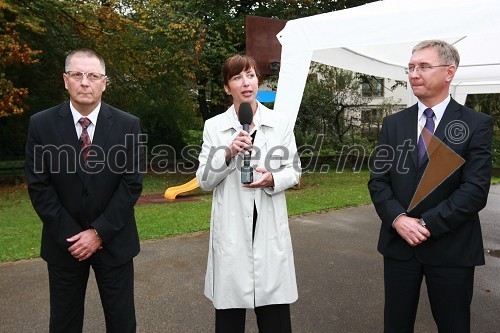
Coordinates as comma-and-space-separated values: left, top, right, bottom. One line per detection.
252, 105, 262, 132
70, 102, 101, 126
417, 95, 450, 122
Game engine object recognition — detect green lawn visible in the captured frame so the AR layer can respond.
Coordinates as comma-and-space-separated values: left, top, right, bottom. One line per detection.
1, 172, 499, 263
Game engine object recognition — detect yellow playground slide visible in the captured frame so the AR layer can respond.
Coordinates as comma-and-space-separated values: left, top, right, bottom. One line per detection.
164, 178, 199, 200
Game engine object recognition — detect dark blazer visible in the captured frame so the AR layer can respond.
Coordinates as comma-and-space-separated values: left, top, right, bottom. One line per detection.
25, 102, 144, 268
368, 98, 493, 267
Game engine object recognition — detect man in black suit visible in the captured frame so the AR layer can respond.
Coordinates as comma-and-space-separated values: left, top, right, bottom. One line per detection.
368, 40, 493, 333
25, 49, 144, 333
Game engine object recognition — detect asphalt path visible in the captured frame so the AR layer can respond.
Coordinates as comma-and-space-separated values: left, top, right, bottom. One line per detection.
1, 185, 499, 332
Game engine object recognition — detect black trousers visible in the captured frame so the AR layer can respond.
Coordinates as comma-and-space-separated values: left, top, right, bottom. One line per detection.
383, 256, 474, 333
47, 259, 136, 333
215, 304, 292, 333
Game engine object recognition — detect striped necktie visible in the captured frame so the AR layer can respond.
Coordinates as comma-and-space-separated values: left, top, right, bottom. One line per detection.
417, 108, 435, 165
78, 117, 92, 167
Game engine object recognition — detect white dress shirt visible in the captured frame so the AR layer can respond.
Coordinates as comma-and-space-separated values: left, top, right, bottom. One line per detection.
416, 95, 450, 140
70, 102, 101, 142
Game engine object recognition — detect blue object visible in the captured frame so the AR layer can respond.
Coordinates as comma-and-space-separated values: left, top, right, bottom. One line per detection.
256, 91, 276, 103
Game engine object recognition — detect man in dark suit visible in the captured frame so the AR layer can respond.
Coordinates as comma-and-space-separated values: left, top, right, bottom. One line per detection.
25, 49, 144, 333
368, 40, 493, 333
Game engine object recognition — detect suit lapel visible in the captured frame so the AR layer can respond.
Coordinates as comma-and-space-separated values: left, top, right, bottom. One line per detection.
433, 98, 462, 142
403, 104, 419, 169
92, 103, 113, 151
57, 103, 86, 181
426, 98, 462, 160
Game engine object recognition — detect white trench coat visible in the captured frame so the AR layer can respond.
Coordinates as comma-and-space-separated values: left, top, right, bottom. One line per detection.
196, 102, 301, 309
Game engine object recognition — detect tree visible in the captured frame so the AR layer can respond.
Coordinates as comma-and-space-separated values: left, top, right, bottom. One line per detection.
466, 93, 500, 129
183, 0, 380, 121
0, 0, 43, 117
0, 0, 381, 160
297, 62, 372, 147
17, 0, 198, 150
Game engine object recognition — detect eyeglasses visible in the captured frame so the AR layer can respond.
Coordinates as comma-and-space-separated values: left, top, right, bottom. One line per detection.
65, 71, 106, 81
405, 64, 451, 74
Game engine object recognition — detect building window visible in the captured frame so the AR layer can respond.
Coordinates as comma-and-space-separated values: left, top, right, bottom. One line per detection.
361, 108, 380, 124
362, 77, 384, 97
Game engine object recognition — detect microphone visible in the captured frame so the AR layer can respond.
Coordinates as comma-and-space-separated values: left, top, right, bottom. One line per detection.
238, 102, 254, 184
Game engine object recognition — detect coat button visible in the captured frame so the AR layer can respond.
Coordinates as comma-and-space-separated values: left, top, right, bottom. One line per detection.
230, 212, 235, 217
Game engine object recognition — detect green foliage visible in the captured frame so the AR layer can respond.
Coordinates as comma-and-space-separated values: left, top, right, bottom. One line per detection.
183, 129, 204, 146
250, 0, 378, 19
296, 62, 408, 156
0, 0, 44, 117
0, 0, 380, 160
465, 93, 500, 168
466, 93, 500, 129
297, 62, 371, 148
492, 130, 500, 169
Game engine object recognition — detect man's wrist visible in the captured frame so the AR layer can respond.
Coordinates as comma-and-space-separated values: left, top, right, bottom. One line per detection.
93, 228, 102, 242
392, 213, 406, 228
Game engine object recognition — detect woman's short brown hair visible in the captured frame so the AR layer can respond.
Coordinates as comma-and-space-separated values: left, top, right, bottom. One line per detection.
222, 55, 261, 86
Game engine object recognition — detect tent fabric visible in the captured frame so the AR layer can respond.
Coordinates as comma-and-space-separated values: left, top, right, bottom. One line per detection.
274, 0, 500, 125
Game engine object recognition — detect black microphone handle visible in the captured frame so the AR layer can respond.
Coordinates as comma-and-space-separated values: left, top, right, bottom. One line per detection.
242, 124, 251, 167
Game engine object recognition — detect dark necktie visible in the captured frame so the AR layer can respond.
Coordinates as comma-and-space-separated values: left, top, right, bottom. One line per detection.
78, 117, 92, 167
417, 108, 435, 166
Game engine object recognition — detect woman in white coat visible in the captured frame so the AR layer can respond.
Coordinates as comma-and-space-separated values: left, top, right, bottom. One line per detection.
196, 55, 301, 333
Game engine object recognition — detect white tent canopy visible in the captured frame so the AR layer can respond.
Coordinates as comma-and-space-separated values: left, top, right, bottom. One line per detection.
274, 0, 500, 125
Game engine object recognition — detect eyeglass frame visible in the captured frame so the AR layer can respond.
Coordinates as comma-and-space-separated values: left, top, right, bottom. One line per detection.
65, 71, 106, 81
404, 64, 452, 74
